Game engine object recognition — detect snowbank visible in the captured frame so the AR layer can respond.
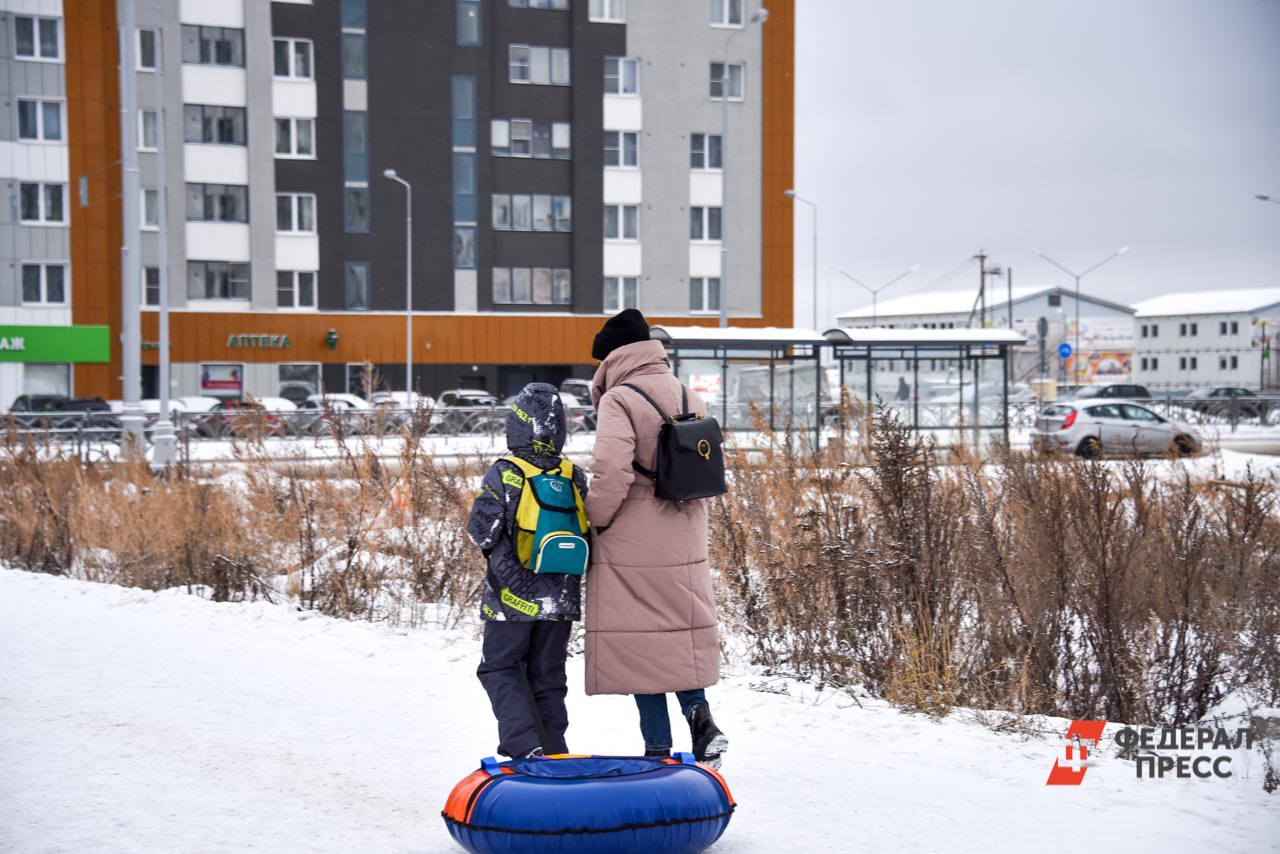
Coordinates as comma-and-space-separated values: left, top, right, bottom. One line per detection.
1, 569, 1275, 853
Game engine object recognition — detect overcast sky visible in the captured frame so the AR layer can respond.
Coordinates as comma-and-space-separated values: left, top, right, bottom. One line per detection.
792, 0, 1280, 327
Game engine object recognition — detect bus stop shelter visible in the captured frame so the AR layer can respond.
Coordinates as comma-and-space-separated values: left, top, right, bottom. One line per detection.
648, 326, 830, 437
824, 327, 1026, 447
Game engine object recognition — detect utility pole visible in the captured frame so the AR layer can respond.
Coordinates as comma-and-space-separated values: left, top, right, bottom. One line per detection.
118, 0, 145, 445
149, 6, 176, 466
1006, 266, 1014, 329
974, 250, 987, 327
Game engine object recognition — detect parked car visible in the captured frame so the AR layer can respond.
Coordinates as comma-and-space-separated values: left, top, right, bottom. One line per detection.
369, 391, 442, 434
1032, 401, 1201, 458
1182, 387, 1274, 422
197, 400, 285, 439
1067, 383, 1152, 401
437, 389, 503, 435
294, 393, 373, 437
559, 378, 594, 407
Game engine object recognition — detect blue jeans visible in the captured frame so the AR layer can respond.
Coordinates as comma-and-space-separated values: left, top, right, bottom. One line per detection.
634, 690, 707, 751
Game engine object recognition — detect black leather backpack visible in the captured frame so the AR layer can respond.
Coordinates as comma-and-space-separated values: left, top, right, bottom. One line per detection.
621, 383, 727, 501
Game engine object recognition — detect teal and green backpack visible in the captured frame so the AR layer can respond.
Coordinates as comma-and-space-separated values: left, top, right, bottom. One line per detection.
503, 456, 590, 576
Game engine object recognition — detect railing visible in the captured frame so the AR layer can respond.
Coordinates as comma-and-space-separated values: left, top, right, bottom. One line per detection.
3, 395, 1276, 460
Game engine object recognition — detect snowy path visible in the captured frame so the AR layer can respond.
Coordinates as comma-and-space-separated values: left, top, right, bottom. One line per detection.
1, 569, 1275, 853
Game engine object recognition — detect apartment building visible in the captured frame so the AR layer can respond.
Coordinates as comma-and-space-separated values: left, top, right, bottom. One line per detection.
1131, 288, 1280, 391
8, 0, 794, 407
0, 0, 111, 405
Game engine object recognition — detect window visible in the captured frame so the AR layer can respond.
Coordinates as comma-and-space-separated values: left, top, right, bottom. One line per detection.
24, 363, 71, 397
276, 271, 317, 308
275, 117, 315, 157
1179, 323, 1186, 337
20, 263, 67, 305
342, 0, 367, 28
181, 26, 245, 67
603, 130, 638, 167
185, 183, 248, 223
1179, 357, 1187, 370
1231, 356, 1239, 369
492, 194, 572, 232
1231, 321, 1239, 335
276, 193, 316, 233
690, 277, 721, 313
690, 206, 722, 241
454, 228, 476, 269
511, 0, 570, 7
138, 29, 157, 70
15, 16, 59, 60
457, 0, 481, 45
603, 204, 638, 240
1140, 324, 1148, 339
509, 45, 571, 85
1151, 357, 1158, 370
143, 267, 161, 307
344, 186, 370, 232
710, 62, 744, 100
345, 262, 370, 310
17, 99, 62, 142
273, 38, 313, 79
140, 110, 158, 150
1191, 357, 1198, 369
589, 0, 626, 22
343, 33, 367, 79
1220, 321, 1228, 336
1151, 324, 1159, 338
19, 183, 65, 224
604, 57, 638, 95
1219, 357, 1228, 371
491, 119, 571, 159
603, 276, 637, 312
1190, 322, 1198, 336
711, 0, 744, 25
690, 133, 722, 169
492, 267, 571, 305
1140, 357, 1148, 371
183, 104, 247, 145
187, 261, 250, 300
453, 153, 476, 223
452, 75, 476, 148
142, 189, 159, 229
343, 111, 369, 181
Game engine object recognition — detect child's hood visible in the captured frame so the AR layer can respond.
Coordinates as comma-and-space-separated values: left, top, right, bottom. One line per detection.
506, 382, 566, 467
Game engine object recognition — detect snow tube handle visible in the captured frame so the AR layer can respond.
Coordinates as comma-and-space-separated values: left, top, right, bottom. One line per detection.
675, 751, 698, 766
481, 756, 504, 777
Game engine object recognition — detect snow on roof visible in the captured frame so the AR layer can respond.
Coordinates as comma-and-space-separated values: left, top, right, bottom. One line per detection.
1131, 288, 1280, 318
824, 327, 1027, 346
836, 285, 1134, 320
649, 326, 829, 346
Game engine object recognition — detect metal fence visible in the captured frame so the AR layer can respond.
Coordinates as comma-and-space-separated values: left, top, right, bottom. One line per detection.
3, 395, 1276, 459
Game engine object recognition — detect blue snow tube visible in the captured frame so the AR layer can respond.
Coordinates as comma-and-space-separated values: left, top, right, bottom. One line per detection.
442, 753, 735, 854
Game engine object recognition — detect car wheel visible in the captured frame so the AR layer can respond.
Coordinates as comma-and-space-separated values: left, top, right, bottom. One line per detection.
1172, 434, 1196, 456
1077, 437, 1102, 459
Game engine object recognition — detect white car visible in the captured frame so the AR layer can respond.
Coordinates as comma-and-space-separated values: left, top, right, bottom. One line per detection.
1032, 400, 1202, 458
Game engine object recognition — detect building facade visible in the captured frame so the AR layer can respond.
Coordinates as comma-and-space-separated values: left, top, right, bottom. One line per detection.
837, 285, 1136, 386
1131, 288, 1280, 391
1, 0, 794, 407
1, 0, 111, 402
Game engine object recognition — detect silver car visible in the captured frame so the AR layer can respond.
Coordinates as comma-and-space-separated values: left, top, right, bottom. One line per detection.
1032, 401, 1202, 458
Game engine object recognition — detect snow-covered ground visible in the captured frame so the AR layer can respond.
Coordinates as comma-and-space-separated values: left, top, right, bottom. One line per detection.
1, 569, 1275, 854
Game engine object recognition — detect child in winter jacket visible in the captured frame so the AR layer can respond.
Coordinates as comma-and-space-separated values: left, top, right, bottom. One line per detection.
466, 382, 588, 759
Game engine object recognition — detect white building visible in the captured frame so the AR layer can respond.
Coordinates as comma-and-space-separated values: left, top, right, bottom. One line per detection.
1131, 288, 1280, 391
836, 285, 1136, 385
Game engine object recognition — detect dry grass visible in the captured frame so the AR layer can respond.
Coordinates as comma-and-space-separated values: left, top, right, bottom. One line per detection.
3, 408, 1278, 733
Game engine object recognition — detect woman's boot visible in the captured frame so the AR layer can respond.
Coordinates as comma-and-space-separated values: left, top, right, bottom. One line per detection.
686, 704, 728, 769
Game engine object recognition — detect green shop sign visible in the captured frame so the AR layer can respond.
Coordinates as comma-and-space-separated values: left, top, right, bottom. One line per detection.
0, 325, 110, 363
227, 334, 291, 349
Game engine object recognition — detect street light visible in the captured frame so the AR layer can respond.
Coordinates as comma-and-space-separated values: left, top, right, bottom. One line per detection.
718, 5, 768, 328
830, 265, 919, 326
1028, 245, 1130, 386
785, 190, 817, 329
383, 169, 413, 400
1257, 194, 1280, 205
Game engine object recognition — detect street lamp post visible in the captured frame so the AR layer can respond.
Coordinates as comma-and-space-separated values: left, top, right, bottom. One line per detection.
1028, 245, 1130, 386
118, 0, 145, 444
785, 190, 818, 329
718, 6, 768, 328
831, 265, 919, 325
383, 169, 413, 400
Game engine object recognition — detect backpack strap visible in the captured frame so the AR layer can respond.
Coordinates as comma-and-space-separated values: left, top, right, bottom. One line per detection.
618, 384, 664, 482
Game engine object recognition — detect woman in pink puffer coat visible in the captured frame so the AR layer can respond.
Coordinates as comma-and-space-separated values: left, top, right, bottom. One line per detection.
582, 309, 729, 769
